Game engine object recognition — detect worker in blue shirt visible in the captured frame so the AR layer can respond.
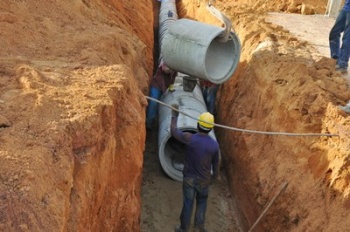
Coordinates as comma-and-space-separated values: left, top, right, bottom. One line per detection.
170, 104, 219, 232
329, 0, 350, 72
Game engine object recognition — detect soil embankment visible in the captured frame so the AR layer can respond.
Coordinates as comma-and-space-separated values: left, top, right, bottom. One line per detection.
0, 0, 152, 231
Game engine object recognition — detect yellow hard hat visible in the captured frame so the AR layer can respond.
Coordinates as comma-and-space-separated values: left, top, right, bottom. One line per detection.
198, 112, 214, 129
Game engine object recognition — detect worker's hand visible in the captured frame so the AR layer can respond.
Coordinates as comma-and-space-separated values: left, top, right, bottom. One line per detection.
168, 84, 175, 92
171, 104, 179, 117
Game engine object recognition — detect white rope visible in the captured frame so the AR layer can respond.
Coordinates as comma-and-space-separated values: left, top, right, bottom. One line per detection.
206, 1, 233, 42
248, 182, 289, 232
145, 96, 339, 137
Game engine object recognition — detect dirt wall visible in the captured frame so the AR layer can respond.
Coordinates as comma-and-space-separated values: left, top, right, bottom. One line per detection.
0, 0, 153, 231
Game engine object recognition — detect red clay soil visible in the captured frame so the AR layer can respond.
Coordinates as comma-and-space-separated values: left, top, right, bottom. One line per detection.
0, 0, 152, 231
199, 0, 350, 231
1, 0, 350, 232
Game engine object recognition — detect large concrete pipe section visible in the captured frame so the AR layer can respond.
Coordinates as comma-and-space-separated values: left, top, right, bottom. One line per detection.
158, 0, 178, 61
158, 74, 219, 181
161, 18, 241, 84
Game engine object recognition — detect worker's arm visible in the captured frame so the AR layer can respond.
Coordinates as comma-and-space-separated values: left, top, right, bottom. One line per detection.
170, 105, 192, 144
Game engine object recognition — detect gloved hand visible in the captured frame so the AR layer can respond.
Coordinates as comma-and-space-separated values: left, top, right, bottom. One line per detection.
171, 104, 179, 117
168, 84, 175, 92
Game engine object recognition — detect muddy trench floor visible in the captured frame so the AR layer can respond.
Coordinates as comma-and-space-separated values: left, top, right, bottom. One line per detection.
140, 126, 244, 232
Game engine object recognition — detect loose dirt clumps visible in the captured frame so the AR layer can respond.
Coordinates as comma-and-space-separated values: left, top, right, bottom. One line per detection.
0, 0, 152, 231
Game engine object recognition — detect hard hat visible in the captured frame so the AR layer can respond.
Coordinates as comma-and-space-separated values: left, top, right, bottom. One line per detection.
198, 112, 214, 130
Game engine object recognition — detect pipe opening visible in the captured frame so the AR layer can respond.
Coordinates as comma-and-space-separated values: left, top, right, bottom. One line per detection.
205, 34, 240, 83
160, 129, 197, 181
162, 19, 241, 84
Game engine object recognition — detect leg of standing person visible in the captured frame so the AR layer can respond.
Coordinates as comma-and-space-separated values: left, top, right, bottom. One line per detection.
330, 10, 346, 60
146, 86, 162, 129
207, 85, 219, 116
202, 86, 211, 114
338, 11, 350, 69
176, 177, 195, 232
193, 181, 209, 232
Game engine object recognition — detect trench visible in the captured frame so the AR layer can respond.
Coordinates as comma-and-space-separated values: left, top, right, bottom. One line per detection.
141, 1, 246, 232
140, 1, 350, 232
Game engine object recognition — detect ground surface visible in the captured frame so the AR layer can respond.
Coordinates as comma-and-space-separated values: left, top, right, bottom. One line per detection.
141, 128, 243, 232
267, 13, 334, 58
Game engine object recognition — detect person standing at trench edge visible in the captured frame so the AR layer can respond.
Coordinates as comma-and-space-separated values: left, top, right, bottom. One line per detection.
200, 80, 219, 116
329, 0, 350, 73
146, 59, 177, 129
170, 104, 220, 232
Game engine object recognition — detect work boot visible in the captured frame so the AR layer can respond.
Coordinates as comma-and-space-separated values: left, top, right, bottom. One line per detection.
174, 225, 183, 232
338, 104, 350, 114
193, 225, 207, 232
335, 64, 348, 73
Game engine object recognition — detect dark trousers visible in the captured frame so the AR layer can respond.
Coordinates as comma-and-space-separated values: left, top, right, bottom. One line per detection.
202, 85, 219, 115
179, 177, 209, 232
329, 10, 350, 68
146, 86, 162, 128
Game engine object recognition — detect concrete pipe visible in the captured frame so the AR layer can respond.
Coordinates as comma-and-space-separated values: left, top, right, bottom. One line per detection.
161, 18, 241, 84
158, 75, 219, 181
158, 0, 178, 61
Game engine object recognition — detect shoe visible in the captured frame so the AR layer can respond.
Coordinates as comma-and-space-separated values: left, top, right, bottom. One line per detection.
193, 225, 207, 232
338, 102, 350, 114
335, 64, 348, 73
174, 225, 183, 232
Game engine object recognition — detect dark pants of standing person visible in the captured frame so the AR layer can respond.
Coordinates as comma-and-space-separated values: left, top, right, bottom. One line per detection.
146, 86, 162, 128
179, 177, 209, 232
329, 10, 350, 69
202, 85, 219, 115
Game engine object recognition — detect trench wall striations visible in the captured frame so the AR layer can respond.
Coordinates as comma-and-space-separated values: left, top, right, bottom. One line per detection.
0, 0, 153, 231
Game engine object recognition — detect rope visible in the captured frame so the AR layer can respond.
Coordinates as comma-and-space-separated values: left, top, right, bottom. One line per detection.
145, 96, 339, 137
206, 1, 233, 42
248, 182, 289, 232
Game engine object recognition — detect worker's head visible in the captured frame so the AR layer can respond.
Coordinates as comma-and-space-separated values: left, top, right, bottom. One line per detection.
197, 112, 214, 133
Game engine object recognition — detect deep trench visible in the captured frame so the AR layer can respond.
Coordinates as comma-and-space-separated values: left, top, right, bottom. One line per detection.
140, 2, 248, 232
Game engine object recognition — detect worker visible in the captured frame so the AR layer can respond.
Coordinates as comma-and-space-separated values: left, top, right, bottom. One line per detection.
329, 0, 350, 72
146, 60, 177, 129
170, 104, 220, 232
200, 80, 219, 115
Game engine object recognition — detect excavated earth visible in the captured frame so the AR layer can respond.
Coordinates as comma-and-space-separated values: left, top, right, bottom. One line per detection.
1, 0, 350, 232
